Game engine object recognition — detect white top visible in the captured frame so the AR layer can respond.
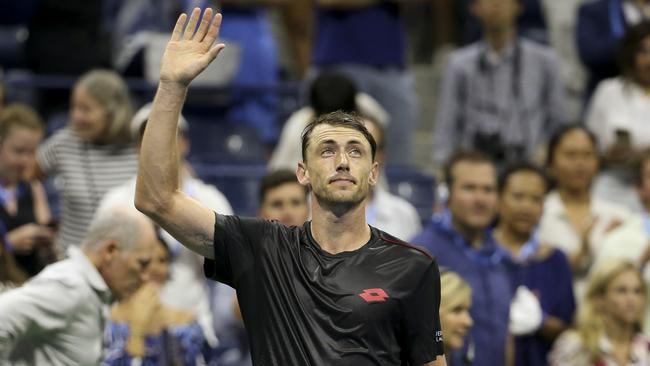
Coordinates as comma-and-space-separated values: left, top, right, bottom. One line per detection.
0, 247, 112, 366
268, 93, 389, 171
595, 214, 650, 336
36, 128, 138, 248
586, 77, 650, 152
549, 330, 650, 366
366, 188, 421, 242
98, 174, 233, 346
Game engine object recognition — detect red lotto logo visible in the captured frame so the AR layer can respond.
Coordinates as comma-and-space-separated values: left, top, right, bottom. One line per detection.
359, 288, 389, 303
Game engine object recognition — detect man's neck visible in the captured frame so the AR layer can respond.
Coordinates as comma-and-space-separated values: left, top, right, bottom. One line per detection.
452, 217, 485, 250
310, 196, 372, 255
557, 187, 591, 206
484, 27, 516, 55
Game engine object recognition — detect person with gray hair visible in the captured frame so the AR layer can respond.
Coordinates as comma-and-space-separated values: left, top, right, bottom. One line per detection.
0, 205, 158, 366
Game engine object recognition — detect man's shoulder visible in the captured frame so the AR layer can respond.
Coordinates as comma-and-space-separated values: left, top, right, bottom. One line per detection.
448, 44, 482, 67
374, 228, 434, 264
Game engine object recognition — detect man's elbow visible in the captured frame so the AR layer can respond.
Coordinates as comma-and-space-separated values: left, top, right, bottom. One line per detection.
134, 189, 171, 219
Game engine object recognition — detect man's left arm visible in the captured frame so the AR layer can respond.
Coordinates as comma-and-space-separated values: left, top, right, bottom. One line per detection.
0, 279, 77, 359
401, 259, 446, 365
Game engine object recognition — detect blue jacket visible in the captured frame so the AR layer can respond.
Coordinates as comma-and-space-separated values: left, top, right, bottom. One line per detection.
412, 214, 513, 366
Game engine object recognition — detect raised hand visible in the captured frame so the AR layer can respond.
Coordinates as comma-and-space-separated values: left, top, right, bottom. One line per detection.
160, 7, 226, 87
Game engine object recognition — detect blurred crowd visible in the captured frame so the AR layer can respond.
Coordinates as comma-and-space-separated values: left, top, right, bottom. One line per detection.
1, 0, 650, 365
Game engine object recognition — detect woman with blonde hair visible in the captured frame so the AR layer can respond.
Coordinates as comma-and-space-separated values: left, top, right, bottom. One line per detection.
549, 259, 650, 365
34, 69, 138, 248
440, 270, 474, 366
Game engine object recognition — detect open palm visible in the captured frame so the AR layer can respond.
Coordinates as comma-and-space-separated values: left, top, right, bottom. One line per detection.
160, 8, 225, 86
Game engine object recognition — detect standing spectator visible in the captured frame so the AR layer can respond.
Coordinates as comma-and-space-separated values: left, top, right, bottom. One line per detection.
0, 206, 157, 365
0, 104, 55, 277
549, 259, 650, 365
98, 102, 231, 347
34, 69, 138, 249
493, 163, 575, 366
310, 0, 419, 166
596, 148, 650, 336
412, 151, 513, 366
439, 270, 474, 366
103, 236, 206, 366
577, 0, 650, 99
539, 125, 630, 296
434, 0, 567, 167
586, 22, 650, 211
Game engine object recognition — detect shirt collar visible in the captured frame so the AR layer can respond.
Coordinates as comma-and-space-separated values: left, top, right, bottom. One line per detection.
599, 333, 647, 363
67, 246, 113, 304
479, 39, 517, 67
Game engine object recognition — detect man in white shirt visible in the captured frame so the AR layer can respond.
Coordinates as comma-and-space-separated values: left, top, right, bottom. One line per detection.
0, 206, 157, 365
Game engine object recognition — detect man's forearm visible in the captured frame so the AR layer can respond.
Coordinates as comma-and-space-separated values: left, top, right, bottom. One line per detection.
135, 81, 187, 214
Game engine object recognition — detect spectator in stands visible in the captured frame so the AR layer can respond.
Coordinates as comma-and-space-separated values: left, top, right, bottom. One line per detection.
310, 0, 418, 165
0, 228, 28, 294
539, 125, 630, 295
0, 206, 157, 365
258, 169, 309, 228
103, 235, 205, 365
99, 102, 232, 347
586, 22, 650, 211
493, 162, 575, 366
434, 0, 567, 168
412, 151, 513, 366
34, 70, 138, 249
439, 269, 474, 366
269, 71, 388, 171
0, 104, 55, 277
549, 259, 650, 365
577, 0, 650, 100
362, 115, 422, 241
596, 148, 650, 335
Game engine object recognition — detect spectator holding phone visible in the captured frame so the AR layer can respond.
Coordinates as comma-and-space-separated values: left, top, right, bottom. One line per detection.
0, 104, 55, 277
586, 22, 650, 211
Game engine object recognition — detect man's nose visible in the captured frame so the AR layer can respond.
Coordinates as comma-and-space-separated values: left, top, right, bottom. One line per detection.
336, 152, 350, 171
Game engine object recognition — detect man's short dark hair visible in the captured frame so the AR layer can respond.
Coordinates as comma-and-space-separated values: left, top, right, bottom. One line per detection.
309, 72, 357, 116
300, 111, 377, 163
498, 161, 549, 194
444, 150, 495, 189
259, 169, 308, 204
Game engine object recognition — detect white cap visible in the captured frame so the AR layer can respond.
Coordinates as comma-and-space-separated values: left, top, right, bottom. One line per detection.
130, 102, 188, 139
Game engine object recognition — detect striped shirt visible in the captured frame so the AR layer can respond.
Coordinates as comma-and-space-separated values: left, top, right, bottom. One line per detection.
434, 38, 568, 165
36, 128, 138, 248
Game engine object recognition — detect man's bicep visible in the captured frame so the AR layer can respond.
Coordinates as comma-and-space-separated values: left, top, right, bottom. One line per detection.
156, 192, 216, 259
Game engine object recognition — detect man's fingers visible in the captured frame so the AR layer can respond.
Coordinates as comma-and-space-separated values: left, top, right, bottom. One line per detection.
171, 13, 187, 42
204, 13, 223, 46
208, 43, 226, 61
196, 7, 213, 42
183, 7, 201, 40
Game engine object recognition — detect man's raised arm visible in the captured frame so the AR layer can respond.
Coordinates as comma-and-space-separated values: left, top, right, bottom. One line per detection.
135, 8, 225, 259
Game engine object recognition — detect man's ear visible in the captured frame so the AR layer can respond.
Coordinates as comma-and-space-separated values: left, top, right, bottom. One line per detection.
296, 162, 310, 186
369, 161, 380, 187
98, 240, 120, 265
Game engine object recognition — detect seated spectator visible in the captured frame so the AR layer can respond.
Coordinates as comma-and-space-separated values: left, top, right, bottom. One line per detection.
596, 148, 650, 335
494, 162, 575, 366
103, 235, 205, 366
362, 115, 421, 241
268, 71, 388, 171
99, 102, 232, 347
211, 169, 310, 366
439, 269, 474, 366
0, 206, 157, 365
549, 259, 650, 365
310, 0, 417, 165
577, 0, 650, 99
434, 0, 567, 167
34, 69, 138, 249
0, 226, 27, 294
587, 22, 650, 211
0, 104, 55, 277
412, 151, 513, 366
539, 125, 629, 295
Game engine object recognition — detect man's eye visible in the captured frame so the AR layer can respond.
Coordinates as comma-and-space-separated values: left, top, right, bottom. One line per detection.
322, 149, 334, 157
349, 149, 361, 157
